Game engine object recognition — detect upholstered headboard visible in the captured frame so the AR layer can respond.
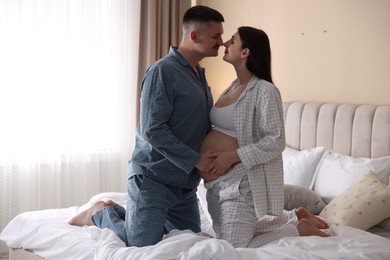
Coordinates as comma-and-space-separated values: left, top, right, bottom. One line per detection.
283, 102, 390, 159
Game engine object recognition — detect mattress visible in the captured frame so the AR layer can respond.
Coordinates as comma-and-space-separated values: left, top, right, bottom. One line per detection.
1, 191, 390, 260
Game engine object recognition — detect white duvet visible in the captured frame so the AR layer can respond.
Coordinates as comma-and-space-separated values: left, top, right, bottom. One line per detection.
1, 192, 390, 260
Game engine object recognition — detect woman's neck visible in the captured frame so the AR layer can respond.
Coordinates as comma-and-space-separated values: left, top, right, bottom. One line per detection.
234, 66, 253, 88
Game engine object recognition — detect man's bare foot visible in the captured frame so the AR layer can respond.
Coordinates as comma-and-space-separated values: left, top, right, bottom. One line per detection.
296, 207, 329, 229
297, 218, 330, 237
68, 201, 106, 226
104, 199, 116, 207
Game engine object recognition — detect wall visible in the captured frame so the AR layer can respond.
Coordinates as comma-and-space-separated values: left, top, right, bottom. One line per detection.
196, 0, 390, 105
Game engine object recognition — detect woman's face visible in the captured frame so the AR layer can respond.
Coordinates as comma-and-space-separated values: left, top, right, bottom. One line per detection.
222, 32, 244, 64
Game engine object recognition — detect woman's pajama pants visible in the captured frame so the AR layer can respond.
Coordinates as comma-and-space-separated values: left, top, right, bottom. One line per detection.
205, 163, 299, 248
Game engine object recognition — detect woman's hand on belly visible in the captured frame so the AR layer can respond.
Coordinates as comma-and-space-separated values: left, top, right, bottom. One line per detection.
196, 150, 227, 182
204, 150, 240, 177
199, 130, 241, 179
199, 150, 240, 182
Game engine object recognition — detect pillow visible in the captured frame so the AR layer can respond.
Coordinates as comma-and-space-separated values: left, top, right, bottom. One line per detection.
88, 192, 128, 206
319, 171, 390, 230
282, 146, 301, 159
377, 217, 390, 231
284, 184, 326, 215
283, 146, 326, 189
313, 151, 390, 203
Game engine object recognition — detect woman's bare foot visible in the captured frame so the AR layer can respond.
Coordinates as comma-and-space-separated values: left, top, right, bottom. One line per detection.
68, 201, 106, 226
296, 207, 329, 229
297, 218, 330, 237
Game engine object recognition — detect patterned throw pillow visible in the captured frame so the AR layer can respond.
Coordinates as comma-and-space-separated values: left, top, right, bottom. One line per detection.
319, 171, 390, 230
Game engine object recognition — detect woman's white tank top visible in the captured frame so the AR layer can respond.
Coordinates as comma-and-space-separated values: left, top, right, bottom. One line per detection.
210, 102, 237, 138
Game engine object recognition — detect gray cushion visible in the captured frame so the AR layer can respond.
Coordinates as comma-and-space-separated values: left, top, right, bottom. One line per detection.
284, 184, 326, 215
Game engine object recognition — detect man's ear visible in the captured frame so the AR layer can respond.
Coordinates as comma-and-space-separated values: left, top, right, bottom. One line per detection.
190, 30, 198, 43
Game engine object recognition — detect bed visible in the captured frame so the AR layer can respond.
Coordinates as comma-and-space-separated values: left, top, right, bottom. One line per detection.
1, 101, 390, 260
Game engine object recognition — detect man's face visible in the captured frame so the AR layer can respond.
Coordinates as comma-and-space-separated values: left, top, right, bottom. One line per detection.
195, 21, 224, 57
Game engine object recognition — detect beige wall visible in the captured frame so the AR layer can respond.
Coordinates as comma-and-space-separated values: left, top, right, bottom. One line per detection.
197, 0, 390, 105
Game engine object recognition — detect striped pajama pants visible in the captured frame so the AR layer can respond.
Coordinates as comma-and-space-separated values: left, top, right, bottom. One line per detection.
204, 163, 299, 248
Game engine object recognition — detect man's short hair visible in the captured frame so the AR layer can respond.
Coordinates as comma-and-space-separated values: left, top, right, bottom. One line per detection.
183, 5, 224, 25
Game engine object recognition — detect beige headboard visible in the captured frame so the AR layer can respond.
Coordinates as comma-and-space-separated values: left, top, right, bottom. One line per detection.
283, 102, 390, 159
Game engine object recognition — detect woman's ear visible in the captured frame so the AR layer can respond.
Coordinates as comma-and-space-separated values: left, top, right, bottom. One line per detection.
241, 48, 250, 58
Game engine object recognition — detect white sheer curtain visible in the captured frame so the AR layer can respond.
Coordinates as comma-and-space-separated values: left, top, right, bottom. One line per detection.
0, 0, 140, 236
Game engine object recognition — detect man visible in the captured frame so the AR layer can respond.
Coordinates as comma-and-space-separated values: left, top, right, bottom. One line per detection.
69, 5, 224, 247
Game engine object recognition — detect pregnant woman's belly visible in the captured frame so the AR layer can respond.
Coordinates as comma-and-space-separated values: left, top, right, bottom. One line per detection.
200, 129, 239, 153
199, 129, 239, 181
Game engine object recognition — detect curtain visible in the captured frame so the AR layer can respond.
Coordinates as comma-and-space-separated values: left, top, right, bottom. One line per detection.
0, 0, 141, 240
136, 0, 191, 116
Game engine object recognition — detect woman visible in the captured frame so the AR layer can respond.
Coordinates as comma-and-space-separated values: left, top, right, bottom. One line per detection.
69, 27, 329, 248
199, 26, 329, 248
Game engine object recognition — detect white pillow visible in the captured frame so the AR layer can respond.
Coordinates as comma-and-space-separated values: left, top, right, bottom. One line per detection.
282, 146, 326, 189
319, 171, 390, 230
282, 146, 301, 159
314, 151, 390, 203
88, 192, 128, 206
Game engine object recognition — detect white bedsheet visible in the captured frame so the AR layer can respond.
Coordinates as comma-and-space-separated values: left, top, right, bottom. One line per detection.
1, 192, 390, 260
